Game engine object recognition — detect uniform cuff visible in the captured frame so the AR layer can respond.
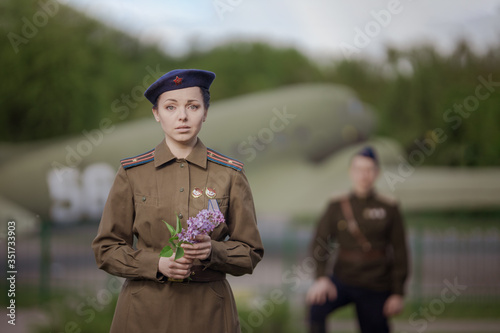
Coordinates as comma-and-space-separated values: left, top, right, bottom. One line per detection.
200, 240, 227, 269
392, 285, 405, 296
315, 265, 327, 279
136, 250, 165, 282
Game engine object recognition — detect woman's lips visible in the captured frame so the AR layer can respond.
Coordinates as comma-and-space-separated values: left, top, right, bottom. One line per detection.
175, 126, 191, 132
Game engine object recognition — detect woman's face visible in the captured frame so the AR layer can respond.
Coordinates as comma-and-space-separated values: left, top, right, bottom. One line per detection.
152, 86, 207, 147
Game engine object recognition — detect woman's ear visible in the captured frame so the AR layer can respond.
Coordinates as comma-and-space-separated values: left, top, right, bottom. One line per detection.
152, 107, 160, 122
202, 109, 208, 122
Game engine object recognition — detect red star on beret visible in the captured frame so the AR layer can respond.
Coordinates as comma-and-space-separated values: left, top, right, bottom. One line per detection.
173, 76, 183, 85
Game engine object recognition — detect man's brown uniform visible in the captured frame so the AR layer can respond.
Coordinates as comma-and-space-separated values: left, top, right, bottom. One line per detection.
310, 190, 409, 333
312, 190, 408, 294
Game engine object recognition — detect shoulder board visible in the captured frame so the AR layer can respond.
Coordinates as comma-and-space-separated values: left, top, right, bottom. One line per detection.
375, 193, 399, 206
207, 148, 244, 171
120, 148, 155, 170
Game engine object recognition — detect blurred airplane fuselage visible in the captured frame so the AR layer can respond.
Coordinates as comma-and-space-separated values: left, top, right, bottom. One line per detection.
0, 84, 375, 224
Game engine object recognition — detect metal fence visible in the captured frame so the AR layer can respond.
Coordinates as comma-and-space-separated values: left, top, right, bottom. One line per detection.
409, 227, 500, 302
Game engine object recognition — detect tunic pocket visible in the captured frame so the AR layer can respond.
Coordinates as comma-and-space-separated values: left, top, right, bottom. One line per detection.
216, 196, 229, 208
129, 279, 147, 295
133, 194, 168, 249
216, 195, 230, 217
208, 280, 225, 300
134, 193, 159, 207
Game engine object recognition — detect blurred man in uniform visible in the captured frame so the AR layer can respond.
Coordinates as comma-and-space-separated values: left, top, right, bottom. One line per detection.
307, 146, 409, 333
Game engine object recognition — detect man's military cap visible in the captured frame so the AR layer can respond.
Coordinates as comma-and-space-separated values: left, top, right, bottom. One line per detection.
144, 69, 216, 105
356, 146, 379, 165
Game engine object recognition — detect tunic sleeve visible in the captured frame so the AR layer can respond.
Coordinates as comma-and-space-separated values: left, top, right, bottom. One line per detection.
92, 167, 162, 281
311, 202, 337, 279
201, 169, 264, 276
389, 204, 409, 295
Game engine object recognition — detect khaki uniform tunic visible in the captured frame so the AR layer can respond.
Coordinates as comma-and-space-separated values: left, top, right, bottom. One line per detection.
92, 139, 264, 333
311, 191, 408, 295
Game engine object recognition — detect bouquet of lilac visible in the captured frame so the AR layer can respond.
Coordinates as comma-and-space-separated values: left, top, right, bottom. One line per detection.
160, 209, 225, 260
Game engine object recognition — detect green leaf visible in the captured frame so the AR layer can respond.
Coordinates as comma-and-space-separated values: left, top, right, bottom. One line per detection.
175, 214, 182, 234
174, 247, 185, 260
159, 245, 173, 257
163, 220, 176, 237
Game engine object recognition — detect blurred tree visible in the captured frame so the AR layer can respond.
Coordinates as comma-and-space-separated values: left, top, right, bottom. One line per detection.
0, 0, 173, 141
0, 1, 321, 142
177, 42, 323, 100
1, 0, 499, 166
327, 41, 500, 167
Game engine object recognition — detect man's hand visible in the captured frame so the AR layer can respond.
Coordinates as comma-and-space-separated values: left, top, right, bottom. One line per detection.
158, 256, 193, 280
181, 235, 212, 261
383, 294, 404, 317
306, 277, 338, 305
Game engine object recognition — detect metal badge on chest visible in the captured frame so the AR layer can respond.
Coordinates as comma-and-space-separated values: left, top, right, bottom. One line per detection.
191, 187, 220, 212
363, 207, 386, 220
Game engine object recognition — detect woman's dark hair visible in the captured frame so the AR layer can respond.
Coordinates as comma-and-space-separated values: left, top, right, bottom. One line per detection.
153, 87, 211, 110
200, 87, 211, 110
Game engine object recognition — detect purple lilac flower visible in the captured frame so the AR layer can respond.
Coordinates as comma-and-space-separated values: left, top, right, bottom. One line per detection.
178, 209, 225, 243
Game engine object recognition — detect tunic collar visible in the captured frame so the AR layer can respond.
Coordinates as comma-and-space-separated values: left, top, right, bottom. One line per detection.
154, 138, 207, 169
350, 189, 376, 201
186, 139, 208, 169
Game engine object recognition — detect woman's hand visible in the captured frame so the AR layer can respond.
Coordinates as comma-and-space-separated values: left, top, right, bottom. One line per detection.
181, 235, 212, 261
306, 276, 338, 305
158, 256, 193, 280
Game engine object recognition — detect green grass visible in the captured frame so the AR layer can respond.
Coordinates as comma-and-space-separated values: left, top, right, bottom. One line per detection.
237, 301, 304, 333
0, 284, 116, 333
403, 299, 500, 319
32, 288, 115, 333
0, 283, 67, 308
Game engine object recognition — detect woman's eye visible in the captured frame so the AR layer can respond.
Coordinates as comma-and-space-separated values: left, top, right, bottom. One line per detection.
166, 105, 175, 111
188, 105, 199, 110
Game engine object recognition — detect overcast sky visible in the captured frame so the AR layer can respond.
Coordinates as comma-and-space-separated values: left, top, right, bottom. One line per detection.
63, 0, 500, 60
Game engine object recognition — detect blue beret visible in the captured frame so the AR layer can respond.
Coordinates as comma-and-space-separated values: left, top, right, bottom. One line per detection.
356, 146, 379, 164
144, 69, 216, 105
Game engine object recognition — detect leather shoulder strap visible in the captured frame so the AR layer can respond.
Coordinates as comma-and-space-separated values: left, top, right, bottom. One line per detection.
340, 198, 372, 252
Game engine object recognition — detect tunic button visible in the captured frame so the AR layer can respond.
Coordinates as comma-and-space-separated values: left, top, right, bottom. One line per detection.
180, 187, 184, 192
142, 196, 146, 202
180, 163, 184, 168
178, 213, 183, 219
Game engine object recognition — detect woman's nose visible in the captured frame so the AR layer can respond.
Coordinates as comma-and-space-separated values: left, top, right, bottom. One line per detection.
178, 108, 188, 120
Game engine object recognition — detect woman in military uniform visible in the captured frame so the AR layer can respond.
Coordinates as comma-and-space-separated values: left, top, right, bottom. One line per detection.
92, 69, 264, 333
307, 147, 409, 333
